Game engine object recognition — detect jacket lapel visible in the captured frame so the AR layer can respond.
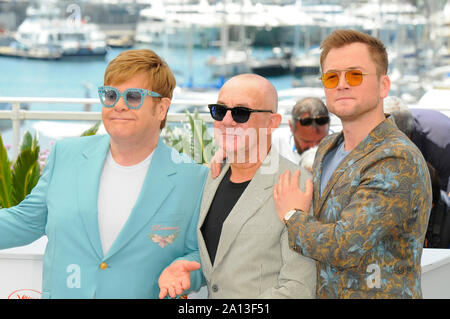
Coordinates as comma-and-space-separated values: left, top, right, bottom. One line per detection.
104, 139, 176, 259
314, 118, 395, 216
312, 133, 342, 217
211, 150, 276, 269
197, 163, 230, 274
76, 135, 110, 259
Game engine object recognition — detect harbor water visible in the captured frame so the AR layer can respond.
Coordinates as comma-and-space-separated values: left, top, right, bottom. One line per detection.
0, 45, 297, 103
0, 44, 301, 156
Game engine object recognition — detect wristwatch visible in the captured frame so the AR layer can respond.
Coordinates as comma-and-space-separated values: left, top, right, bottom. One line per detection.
283, 209, 297, 226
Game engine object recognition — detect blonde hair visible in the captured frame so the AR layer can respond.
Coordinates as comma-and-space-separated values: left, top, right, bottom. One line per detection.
320, 29, 388, 76
104, 49, 176, 129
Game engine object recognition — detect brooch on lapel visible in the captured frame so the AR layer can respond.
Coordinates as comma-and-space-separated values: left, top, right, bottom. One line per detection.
149, 232, 179, 248
149, 224, 180, 248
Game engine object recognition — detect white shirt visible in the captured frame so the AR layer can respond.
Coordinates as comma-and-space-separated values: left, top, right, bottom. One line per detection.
97, 150, 154, 255
272, 126, 301, 165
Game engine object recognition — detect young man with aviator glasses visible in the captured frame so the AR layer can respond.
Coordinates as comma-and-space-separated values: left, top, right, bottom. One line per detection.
273, 29, 432, 298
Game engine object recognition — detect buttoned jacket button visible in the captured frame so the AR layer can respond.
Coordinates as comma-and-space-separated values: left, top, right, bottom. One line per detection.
211, 284, 218, 293
99, 262, 108, 270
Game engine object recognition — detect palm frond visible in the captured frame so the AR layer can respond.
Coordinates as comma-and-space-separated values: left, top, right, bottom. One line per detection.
11, 132, 40, 206
0, 134, 12, 208
80, 121, 101, 137
163, 108, 216, 164
11, 149, 40, 206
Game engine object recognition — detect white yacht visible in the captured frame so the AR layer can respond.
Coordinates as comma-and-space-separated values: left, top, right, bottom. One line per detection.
15, 3, 108, 57
207, 48, 251, 77
135, 0, 219, 48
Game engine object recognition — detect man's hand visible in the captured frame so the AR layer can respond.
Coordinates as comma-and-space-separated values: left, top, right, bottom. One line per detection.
210, 148, 226, 179
158, 260, 201, 299
273, 169, 313, 222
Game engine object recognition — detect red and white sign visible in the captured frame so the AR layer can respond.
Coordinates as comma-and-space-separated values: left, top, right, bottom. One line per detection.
8, 289, 42, 299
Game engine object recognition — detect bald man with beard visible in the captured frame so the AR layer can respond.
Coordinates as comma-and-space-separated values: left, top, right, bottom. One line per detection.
159, 74, 316, 299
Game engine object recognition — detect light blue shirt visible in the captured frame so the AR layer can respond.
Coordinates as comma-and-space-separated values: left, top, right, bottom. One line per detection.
320, 140, 350, 195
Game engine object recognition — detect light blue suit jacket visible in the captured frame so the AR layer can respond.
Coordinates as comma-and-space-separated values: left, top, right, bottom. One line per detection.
0, 135, 208, 298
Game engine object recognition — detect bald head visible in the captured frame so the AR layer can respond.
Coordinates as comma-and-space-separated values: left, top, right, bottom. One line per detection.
213, 73, 282, 167
219, 74, 278, 112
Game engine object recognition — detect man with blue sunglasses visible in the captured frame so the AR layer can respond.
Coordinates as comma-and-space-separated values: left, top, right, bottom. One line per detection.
0, 49, 208, 298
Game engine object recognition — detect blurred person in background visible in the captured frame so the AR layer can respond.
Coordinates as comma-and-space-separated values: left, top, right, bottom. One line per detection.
424, 162, 450, 249
272, 97, 330, 165
384, 96, 450, 196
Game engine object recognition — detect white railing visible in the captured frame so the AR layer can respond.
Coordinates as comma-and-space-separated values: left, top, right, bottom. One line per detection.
6, 95, 448, 159
0, 96, 345, 159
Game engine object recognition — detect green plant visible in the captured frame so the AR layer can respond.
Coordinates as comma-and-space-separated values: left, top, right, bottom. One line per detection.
0, 121, 101, 209
80, 121, 101, 137
162, 109, 217, 164
0, 132, 40, 208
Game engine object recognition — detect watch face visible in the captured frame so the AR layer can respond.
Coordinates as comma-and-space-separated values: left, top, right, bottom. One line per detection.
285, 210, 296, 221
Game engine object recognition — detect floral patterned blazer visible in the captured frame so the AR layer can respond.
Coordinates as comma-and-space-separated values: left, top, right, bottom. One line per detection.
286, 117, 432, 298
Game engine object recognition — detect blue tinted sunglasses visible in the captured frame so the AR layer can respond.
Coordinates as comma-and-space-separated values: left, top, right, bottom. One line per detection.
98, 86, 162, 110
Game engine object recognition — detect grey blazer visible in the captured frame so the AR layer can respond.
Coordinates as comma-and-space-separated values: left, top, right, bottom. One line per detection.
197, 147, 316, 298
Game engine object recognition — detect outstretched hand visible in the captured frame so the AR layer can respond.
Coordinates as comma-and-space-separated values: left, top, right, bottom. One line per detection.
273, 169, 313, 222
158, 260, 201, 299
210, 148, 226, 179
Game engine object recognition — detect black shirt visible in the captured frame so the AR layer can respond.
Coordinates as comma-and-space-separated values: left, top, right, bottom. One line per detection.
201, 168, 251, 265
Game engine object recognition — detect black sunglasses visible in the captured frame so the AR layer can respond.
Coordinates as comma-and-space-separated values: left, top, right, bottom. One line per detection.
296, 116, 330, 126
208, 104, 273, 123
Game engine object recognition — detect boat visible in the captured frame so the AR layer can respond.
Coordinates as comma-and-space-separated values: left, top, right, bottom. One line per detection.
249, 47, 293, 77
14, 3, 108, 57
292, 47, 321, 78
135, 0, 219, 48
239, 2, 321, 47
207, 48, 251, 77
205, 5, 252, 78
106, 34, 135, 48
0, 42, 62, 60
0, 34, 62, 60
135, 0, 324, 49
